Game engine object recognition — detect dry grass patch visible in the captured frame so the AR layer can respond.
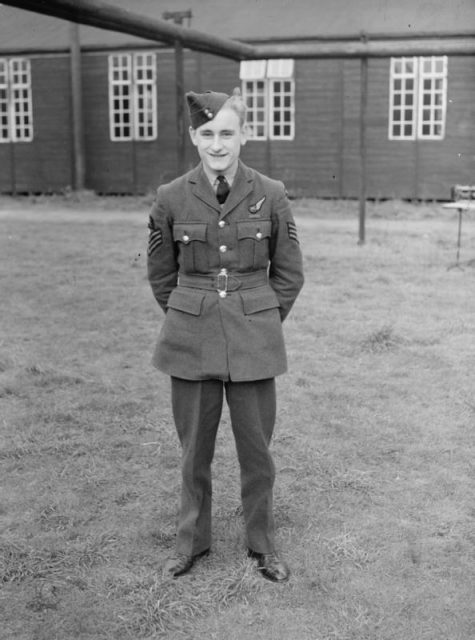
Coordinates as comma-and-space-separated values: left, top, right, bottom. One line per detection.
1, 195, 475, 639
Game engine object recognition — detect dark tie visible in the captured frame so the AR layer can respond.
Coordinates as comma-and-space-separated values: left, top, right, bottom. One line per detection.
216, 175, 230, 204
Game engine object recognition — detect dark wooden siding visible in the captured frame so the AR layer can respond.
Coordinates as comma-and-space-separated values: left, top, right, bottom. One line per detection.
1, 49, 474, 199
341, 59, 362, 198
0, 56, 72, 193
417, 56, 475, 200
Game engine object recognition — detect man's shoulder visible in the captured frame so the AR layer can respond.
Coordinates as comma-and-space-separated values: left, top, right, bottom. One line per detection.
158, 168, 196, 195
243, 163, 286, 195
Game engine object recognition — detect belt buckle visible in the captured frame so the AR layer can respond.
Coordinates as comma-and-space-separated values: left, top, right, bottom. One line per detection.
216, 268, 228, 298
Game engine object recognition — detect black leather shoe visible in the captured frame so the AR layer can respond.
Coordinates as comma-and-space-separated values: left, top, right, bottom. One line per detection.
162, 548, 210, 578
248, 549, 290, 582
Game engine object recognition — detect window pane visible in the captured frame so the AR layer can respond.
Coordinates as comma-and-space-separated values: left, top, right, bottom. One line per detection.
242, 78, 268, 139
109, 52, 157, 141
7, 58, 33, 142
269, 78, 294, 140
419, 56, 447, 139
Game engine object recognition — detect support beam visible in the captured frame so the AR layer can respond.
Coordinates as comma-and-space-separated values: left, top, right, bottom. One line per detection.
252, 37, 475, 59
175, 40, 186, 175
358, 56, 368, 246
1, 0, 255, 60
69, 22, 85, 191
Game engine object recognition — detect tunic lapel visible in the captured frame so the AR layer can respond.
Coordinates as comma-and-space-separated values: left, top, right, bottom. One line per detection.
220, 162, 254, 219
188, 165, 221, 213
187, 161, 255, 218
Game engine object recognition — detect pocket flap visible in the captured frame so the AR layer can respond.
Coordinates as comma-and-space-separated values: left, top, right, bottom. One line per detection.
241, 286, 280, 315
237, 219, 272, 241
173, 222, 207, 243
167, 288, 205, 316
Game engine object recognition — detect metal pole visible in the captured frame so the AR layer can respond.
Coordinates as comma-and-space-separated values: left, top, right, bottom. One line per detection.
69, 22, 85, 190
358, 55, 368, 245
175, 40, 186, 175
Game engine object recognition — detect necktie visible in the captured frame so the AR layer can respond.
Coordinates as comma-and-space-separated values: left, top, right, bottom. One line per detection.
216, 175, 230, 204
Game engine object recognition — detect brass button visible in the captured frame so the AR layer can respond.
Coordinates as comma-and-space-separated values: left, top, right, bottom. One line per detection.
218, 220, 225, 228
219, 290, 227, 298
256, 232, 263, 240
219, 245, 227, 253
183, 234, 190, 243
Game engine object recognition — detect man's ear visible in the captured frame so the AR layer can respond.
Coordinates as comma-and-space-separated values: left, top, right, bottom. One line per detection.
189, 126, 198, 146
240, 124, 248, 146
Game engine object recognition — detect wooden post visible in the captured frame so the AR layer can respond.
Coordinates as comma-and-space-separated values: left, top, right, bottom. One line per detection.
9, 141, 16, 195
358, 55, 368, 245
69, 21, 85, 190
175, 39, 186, 175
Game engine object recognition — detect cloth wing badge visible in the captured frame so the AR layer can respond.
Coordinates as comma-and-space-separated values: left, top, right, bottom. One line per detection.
248, 196, 266, 215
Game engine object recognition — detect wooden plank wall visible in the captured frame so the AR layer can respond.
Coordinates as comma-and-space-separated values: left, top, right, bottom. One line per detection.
0, 56, 72, 193
0, 49, 474, 198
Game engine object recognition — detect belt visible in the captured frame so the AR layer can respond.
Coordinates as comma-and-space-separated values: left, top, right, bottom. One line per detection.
178, 269, 268, 297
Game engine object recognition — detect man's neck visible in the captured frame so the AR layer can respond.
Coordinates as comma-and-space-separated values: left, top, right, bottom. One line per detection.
202, 162, 239, 187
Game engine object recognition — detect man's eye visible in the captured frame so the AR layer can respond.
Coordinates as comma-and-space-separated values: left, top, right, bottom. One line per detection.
221, 131, 233, 138
201, 131, 213, 138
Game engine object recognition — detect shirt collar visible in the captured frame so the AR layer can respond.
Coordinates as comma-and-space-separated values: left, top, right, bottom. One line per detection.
202, 164, 238, 189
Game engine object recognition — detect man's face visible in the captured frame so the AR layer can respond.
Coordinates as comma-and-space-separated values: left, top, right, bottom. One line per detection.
189, 107, 247, 176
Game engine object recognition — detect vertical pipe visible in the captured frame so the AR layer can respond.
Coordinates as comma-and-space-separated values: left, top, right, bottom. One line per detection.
175, 40, 186, 175
9, 141, 16, 195
338, 59, 344, 198
358, 55, 368, 245
69, 21, 85, 190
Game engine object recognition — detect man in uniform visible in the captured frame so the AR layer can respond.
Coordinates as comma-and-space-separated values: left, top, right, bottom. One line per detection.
147, 88, 304, 582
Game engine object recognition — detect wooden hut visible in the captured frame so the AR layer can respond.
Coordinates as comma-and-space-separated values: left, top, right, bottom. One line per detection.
0, 0, 474, 198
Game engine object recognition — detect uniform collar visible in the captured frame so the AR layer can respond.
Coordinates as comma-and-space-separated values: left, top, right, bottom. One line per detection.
188, 161, 254, 217
202, 163, 238, 189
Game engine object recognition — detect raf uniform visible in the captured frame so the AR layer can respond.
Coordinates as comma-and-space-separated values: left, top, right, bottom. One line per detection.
147, 90, 304, 581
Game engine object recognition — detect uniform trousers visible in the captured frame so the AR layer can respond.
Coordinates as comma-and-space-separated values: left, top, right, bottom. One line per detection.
171, 376, 277, 556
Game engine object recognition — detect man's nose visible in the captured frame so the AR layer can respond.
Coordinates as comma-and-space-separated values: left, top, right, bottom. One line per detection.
210, 134, 222, 149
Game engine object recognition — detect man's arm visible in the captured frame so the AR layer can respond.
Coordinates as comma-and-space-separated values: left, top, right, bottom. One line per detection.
268, 184, 304, 322
147, 186, 178, 313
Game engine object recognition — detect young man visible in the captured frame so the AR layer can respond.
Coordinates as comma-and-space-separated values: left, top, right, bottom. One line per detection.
147, 89, 304, 582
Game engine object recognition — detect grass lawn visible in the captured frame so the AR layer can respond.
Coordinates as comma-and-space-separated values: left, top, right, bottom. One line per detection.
1, 194, 475, 640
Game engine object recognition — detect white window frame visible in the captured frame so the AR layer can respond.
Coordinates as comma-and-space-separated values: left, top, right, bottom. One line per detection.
418, 56, 447, 140
0, 57, 34, 143
108, 52, 157, 142
389, 56, 447, 141
240, 59, 295, 141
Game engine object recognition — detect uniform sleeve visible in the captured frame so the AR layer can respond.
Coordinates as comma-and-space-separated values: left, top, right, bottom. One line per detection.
147, 185, 178, 313
268, 183, 304, 321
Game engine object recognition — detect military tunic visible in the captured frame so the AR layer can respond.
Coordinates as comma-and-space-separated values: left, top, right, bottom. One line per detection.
147, 160, 304, 381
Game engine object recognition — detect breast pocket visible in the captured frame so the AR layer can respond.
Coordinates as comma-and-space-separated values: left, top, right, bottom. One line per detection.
173, 222, 208, 273
236, 219, 272, 269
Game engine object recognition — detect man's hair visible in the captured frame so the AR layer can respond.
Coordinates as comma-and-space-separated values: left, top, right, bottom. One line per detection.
223, 89, 247, 127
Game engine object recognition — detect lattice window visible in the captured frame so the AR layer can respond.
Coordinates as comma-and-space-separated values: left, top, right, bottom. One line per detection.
418, 56, 447, 139
0, 57, 33, 143
240, 59, 295, 141
242, 78, 267, 140
109, 52, 157, 142
270, 79, 294, 140
389, 56, 447, 141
